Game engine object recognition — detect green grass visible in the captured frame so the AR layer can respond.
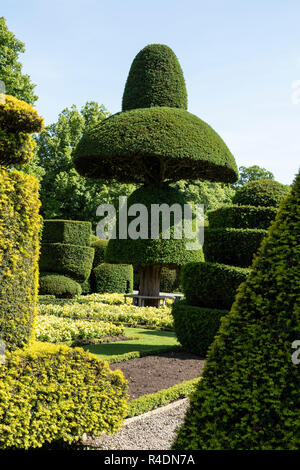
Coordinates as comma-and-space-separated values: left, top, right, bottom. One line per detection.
82, 327, 179, 360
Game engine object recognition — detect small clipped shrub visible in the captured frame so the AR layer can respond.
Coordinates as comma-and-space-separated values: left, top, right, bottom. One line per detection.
172, 301, 228, 356
40, 243, 94, 283
39, 274, 82, 298
160, 267, 181, 293
181, 262, 249, 310
207, 205, 278, 230
203, 228, 267, 267
232, 179, 290, 208
0, 168, 42, 350
173, 172, 300, 450
94, 263, 133, 294
0, 342, 128, 449
80, 278, 92, 295
42, 219, 92, 246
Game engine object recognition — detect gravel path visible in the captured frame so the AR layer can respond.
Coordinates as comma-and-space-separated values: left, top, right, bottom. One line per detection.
84, 398, 189, 450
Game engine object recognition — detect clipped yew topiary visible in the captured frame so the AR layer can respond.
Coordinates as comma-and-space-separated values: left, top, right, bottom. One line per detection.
173, 172, 300, 450
39, 219, 94, 297
94, 263, 133, 294
232, 179, 290, 208
74, 44, 238, 306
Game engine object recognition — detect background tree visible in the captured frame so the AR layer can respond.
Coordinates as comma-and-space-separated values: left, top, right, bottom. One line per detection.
0, 17, 37, 104
36, 102, 136, 227
234, 164, 274, 188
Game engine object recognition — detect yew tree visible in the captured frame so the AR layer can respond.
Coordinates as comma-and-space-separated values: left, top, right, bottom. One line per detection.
73, 44, 238, 305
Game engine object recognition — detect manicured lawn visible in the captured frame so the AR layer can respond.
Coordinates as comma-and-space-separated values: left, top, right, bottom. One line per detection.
83, 327, 179, 360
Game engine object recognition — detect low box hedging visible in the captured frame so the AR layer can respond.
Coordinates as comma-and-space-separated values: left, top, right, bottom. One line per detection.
207, 205, 277, 230
94, 263, 133, 294
0, 168, 42, 350
203, 228, 267, 267
181, 262, 249, 310
40, 243, 94, 283
39, 273, 82, 298
0, 341, 128, 449
42, 219, 92, 246
172, 301, 228, 356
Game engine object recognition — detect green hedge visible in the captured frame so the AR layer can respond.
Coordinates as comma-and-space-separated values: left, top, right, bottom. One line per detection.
232, 179, 290, 208
39, 274, 82, 298
160, 267, 181, 293
91, 237, 108, 267
105, 184, 204, 267
0, 342, 128, 449
207, 205, 278, 230
172, 301, 228, 356
181, 262, 249, 310
122, 44, 188, 111
203, 228, 267, 267
73, 107, 238, 184
42, 219, 92, 246
94, 263, 133, 294
39, 243, 94, 283
173, 172, 300, 450
0, 168, 42, 350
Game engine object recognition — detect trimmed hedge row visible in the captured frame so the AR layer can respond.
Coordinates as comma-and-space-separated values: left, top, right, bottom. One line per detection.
0, 342, 128, 449
94, 263, 133, 294
203, 228, 267, 267
181, 262, 249, 310
0, 168, 42, 350
90, 237, 108, 267
207, 205, 278, 230
171, 301, 228, 356
42, 219, 92, 246
39, 274, 82, 298
160, 267, 181, 293
40, 243, 94, 283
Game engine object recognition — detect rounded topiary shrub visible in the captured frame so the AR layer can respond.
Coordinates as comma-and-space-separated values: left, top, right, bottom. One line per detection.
181, 262, 249, 310
42, 220, 92, 247
232, 179, 290, 208
207, 205, 278, 230
39, 274, 82, 298
94, 263, 133, 294
0, 342, 128, 449
172, 301, 228, 357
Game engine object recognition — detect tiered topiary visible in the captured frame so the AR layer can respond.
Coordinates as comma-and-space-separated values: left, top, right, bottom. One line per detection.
0, 94, 43, 350
73, 44, 238, 306
172, 172, 300, 450
39, 219, 95, 298
174, 179, 285, 355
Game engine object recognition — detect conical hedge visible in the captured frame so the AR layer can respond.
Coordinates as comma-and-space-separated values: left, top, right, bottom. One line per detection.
172, 172, 300, 450
122, 44, 188, 111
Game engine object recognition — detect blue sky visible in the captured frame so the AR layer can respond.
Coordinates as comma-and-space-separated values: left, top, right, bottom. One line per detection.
2, 0, 300, 184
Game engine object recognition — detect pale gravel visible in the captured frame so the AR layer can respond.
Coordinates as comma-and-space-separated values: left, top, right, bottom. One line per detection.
83, 398, 189, 450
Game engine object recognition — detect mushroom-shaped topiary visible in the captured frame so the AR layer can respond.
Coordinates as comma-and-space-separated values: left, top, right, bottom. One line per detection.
73, 44, 238, 305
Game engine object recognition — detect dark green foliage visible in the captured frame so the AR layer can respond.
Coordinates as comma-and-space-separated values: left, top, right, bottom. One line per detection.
232, 179, 290, 208
93, 263, 133, 294
105, 184, 204, 268
80, 278, 92, 295
207, 205, 278, 230
42, 219, 92, 246
39, 274, 82, 298
181, 262, 249, 310
160, 267, 181, 293
173, 172, 300, 450
172, 301, 228, 356
122, 44, 188, 111
91, 237, 108, 267
39, 243, 94, 283
73, 107, 238, 184
203, 228, 267, 267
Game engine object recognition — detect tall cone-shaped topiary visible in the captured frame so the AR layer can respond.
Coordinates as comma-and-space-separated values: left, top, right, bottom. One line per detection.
172, 171, 300, 450
73, 44, 238, 306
